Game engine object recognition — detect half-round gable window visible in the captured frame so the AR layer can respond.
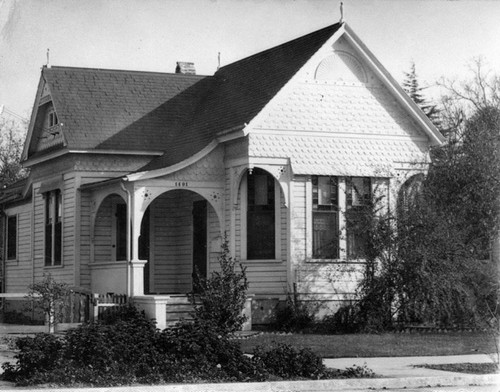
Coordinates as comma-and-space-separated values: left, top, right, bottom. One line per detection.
315, 51, 367, 84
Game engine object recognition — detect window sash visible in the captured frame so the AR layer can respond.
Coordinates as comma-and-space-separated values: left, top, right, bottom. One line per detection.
346, 177, 371, 259
312, 176, 339, 259
45, 190, 62, 266
6, 215, 17, 260
312, 210, 339, 259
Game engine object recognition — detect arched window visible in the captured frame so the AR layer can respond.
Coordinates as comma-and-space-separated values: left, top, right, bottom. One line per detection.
398, 174, 424, 217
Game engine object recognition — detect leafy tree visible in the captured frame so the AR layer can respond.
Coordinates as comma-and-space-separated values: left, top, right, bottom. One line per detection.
403, 62, 440, 124
0, 117, 27, 188
350, 62, 500, 331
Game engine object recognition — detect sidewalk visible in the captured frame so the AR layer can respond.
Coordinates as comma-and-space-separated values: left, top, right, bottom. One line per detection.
324, 353, 496, 378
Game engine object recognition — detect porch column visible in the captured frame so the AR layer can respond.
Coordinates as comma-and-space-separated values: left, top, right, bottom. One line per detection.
129, 187, 147, 296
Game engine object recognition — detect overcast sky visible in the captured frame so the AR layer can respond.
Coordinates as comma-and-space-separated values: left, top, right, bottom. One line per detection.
1, 0, 499, 119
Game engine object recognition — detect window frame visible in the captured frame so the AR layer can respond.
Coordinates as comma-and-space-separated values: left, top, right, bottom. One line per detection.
44, 189, 63, 267
345, 177, 372, 260
311, 175, 340, 260
48, 109, 58, 128
240, 169, 282, 262
5, 214, 18, 261
307, 175, 375, 262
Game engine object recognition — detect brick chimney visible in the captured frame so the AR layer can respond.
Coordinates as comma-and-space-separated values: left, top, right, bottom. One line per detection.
175, 62, 196, 75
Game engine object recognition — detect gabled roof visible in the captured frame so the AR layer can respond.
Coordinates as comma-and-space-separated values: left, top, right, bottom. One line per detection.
140, 23, 343, 171
23, 22, 443, 177
0, 178, 30, 205
25, 67, 214, 160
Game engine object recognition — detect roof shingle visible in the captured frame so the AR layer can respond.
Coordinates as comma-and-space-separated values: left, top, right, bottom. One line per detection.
35, 23, 342, 171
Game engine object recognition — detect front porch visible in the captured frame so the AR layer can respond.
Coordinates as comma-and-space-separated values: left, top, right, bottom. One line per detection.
88, 186, 223, 298
133, 294, 253, 330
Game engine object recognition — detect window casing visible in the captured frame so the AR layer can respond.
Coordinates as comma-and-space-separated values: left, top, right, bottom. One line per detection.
309, 176, 373, 261
312, 176, 339, 259
6, 215, 17, 260
48, 110, 58, 128
45, 190, 62, 266
247, 169, 275, 260
346, 177, 371, 259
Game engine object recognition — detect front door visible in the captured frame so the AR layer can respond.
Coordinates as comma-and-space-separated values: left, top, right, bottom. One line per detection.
192, 200, 207, 292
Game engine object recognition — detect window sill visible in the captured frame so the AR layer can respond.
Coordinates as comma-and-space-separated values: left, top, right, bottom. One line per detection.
6, 258, 18, 263
44, 264, 64, 269
308, 258, 367, 264
240, 259, 284, 264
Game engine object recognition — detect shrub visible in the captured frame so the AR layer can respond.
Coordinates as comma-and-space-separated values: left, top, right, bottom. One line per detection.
1, 333, 64, 383
157, 319, 266, 382
273, 288, 317, 332
253, 343, 326, 379
63, 304, 161, 383
317, 304, 361, 334
191, 237, 249, 334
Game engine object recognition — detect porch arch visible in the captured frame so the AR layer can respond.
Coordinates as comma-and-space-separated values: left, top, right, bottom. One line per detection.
89, 192, 129, 295
140, 189, 222, 295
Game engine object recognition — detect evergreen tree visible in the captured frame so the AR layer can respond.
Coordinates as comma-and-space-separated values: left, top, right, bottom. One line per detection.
403, 62, 440, 125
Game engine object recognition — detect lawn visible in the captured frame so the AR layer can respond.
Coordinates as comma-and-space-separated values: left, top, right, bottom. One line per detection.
239, 332, 498, 358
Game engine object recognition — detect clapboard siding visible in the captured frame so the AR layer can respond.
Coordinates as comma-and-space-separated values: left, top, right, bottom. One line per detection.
151, 190, 201, 294
230, 173, 288, 297
4, 206, 32, 293
79, 190, 92, 289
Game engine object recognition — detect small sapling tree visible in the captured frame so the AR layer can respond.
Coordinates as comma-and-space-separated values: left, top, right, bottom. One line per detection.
26, 274, 69, 333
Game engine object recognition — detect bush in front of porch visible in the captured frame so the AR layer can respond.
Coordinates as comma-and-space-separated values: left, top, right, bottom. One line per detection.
1, 303, 373, 386
191, 236, 249, 334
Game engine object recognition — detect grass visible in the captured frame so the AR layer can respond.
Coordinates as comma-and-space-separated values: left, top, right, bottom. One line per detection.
239, 332, 498, 358
415, 362, 499, 374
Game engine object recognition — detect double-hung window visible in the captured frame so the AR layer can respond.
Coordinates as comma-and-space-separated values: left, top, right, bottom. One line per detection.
310, 176, 373, 261
346, 177, 371, 259
6, 215, 17, 260
45, 190, 62, 266
312, 176, 339, 259
247, 169, 275, 260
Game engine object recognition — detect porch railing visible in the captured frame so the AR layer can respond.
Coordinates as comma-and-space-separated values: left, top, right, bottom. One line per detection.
91, 293, 129, 321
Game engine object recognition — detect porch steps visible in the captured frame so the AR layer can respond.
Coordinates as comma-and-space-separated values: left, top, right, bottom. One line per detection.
165, 295, 197, 327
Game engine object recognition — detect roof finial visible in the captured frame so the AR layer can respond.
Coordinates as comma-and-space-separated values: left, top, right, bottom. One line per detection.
339, 2, 344, 24
46, 48, 50, 67
217, 52, 221, 71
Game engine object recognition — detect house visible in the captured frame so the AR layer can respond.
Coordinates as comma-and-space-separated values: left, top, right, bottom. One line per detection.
0, 22, 443, 329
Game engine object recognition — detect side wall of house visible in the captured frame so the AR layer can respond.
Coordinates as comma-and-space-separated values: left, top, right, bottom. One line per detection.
3, 202, 32, 293
9, 154, 153, 293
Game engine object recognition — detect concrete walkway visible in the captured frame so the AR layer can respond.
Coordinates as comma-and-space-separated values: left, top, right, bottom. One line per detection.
325, 353, 497, 378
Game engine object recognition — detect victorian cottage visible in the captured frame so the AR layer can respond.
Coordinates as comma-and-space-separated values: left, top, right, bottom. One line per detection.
1, 22, 443, 328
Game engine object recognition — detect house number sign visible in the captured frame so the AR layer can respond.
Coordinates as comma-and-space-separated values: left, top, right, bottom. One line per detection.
175, 181, 189, 187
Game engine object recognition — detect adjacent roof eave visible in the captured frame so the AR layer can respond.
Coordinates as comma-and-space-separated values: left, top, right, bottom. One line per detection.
126, 124, 247, 182
22, 148, 164, 168
126, 140, 220, 182
343, 23, 445, 146
21, 70, 46, 162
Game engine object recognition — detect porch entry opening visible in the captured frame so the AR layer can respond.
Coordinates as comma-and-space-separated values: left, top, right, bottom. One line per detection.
144, 189, 219, 295
192, 199, 207, 293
